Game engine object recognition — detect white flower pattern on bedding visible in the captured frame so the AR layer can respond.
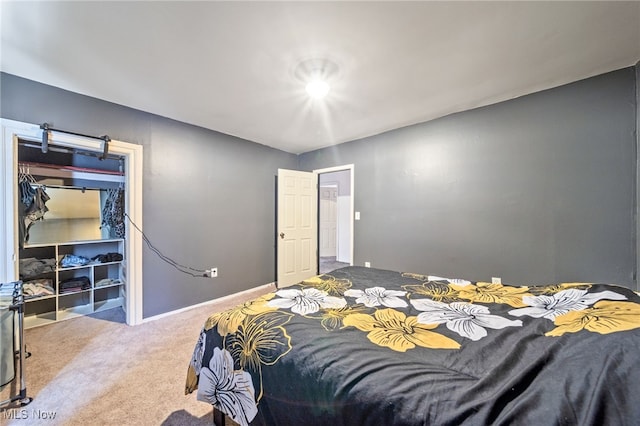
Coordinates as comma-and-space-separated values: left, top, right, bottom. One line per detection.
268, 288, 347, 315
190, 330, 206, 376
197, 347, 258, 426
186, 269, 640, 425
508, 289, 627, 320
344, 286, 408, 308
411, 299, 523, 341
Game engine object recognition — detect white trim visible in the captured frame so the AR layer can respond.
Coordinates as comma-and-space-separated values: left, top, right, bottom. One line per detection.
109, 139, 144, 326
1, 119, 41, 283
142, 282, 277, 323
0, 119, 144, 326
313, 164, 355, 266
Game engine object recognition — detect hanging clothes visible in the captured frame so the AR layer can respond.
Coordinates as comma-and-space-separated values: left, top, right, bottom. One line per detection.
101, 188, 125, 239
24, 187, 50, 235
18, 179, 50, 246
20, 180, 35, 206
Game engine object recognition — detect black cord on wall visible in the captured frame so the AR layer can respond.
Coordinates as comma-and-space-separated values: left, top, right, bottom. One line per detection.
124, 213, 211, 278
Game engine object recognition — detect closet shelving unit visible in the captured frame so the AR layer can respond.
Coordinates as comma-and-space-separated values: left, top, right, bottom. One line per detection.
21, 239, 125, 328
17, 159, 127, 329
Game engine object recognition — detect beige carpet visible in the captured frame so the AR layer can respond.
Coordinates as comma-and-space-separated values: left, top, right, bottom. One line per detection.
1, 285, 273, 426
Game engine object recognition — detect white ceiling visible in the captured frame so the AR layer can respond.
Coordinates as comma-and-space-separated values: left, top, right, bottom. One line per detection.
1, 1, 639, 154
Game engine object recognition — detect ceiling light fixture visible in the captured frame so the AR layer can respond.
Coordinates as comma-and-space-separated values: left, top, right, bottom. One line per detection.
305, 79, 330, 99
294, 58, 339, 101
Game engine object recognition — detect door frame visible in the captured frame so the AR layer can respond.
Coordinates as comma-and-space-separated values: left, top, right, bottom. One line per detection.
0, 119, 144, 325
319, 181, 339, 257
314, 164, 354, 268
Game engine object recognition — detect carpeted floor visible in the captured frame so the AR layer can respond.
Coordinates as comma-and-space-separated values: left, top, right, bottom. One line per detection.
0, 285, 273, 426
319, 256, 349, 274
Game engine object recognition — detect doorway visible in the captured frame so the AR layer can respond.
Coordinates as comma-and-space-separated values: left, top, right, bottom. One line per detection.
1, 119, 143, 325
316, 165, 354, 274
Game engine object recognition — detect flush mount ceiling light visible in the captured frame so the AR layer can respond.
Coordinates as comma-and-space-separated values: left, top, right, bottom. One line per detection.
305, 80, 330, 99
294, 58, 339, 100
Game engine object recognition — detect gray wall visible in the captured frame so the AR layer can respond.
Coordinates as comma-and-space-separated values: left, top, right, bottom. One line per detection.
300, 67, 638, 289
3, 64, 637, 317
1, 72, 298, 317
319, 170, 351, 196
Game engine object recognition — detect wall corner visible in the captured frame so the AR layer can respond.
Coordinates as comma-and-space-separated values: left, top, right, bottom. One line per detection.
633, 61, 640, 291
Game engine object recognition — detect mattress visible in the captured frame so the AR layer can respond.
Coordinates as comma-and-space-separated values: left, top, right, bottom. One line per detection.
186, 266, 640, 426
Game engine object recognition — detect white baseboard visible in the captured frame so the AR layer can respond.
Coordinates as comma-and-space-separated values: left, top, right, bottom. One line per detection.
142, 282, 277, 323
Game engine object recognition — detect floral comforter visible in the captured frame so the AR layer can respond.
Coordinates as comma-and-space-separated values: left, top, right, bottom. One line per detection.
186, 266, 640, 426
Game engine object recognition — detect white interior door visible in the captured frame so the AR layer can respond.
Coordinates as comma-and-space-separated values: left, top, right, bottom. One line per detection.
319, 186, 337, 257
277, 169, 318, 288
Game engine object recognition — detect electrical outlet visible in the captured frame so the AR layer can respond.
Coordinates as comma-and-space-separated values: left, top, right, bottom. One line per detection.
491, 277, 501, 284
364, 262, 371, 268
211, 267, 218, 278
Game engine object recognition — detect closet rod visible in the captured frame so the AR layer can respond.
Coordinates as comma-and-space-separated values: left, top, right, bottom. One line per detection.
18, 162, 125, 184
28, 183, 107, 192
17, 161, 123, 176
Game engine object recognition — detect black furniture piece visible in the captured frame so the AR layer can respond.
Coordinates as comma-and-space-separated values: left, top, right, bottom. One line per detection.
0, 281, 32, 408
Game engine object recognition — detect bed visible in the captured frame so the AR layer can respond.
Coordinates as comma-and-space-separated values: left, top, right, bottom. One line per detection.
185, 266, 640, 426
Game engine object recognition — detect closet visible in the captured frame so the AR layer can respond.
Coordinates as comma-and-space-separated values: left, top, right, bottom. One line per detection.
17, 138, 127, 328
1, 119, 142, 326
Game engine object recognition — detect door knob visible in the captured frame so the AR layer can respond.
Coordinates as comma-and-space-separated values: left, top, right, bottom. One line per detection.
280, 232, 285, 239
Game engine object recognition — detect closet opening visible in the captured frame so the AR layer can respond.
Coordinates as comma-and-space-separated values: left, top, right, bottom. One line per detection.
1, 119, 143, 326
16, 137, 128, 327
314, 164, 355, 274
